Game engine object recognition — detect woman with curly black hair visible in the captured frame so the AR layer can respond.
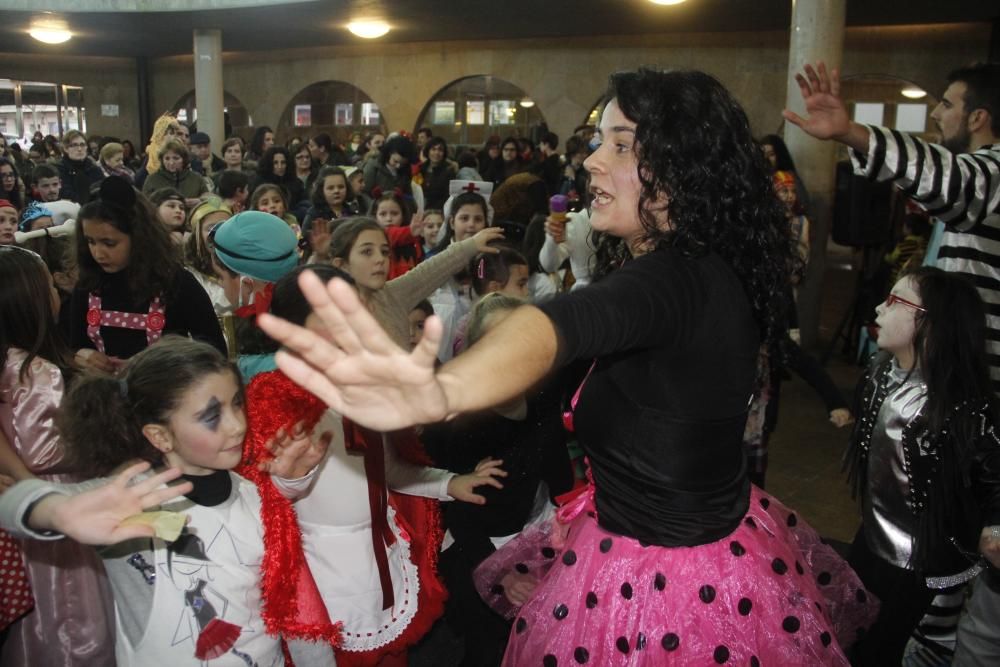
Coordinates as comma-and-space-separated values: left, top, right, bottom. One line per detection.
259, 68, 875, 665
253, 145, 305, 209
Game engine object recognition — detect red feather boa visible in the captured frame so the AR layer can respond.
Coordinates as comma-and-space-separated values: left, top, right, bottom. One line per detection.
236, 370, 343, 646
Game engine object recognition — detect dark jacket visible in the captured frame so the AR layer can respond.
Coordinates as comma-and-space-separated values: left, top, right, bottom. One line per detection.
57, 155, 105, 204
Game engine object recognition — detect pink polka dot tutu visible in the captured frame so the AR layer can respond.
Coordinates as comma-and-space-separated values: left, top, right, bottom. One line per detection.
475, 485, 877, 665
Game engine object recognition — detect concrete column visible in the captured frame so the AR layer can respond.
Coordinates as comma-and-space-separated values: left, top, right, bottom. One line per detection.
193, 29, 225, 148
783, 0, 846, 350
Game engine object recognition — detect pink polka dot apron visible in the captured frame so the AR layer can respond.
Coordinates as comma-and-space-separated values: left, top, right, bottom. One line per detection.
86, 292, 166, 353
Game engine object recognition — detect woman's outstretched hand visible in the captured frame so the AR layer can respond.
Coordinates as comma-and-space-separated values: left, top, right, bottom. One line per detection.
258, 270, 451, 431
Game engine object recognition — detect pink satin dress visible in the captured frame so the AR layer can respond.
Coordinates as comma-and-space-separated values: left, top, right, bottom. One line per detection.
0, 349, 116, 666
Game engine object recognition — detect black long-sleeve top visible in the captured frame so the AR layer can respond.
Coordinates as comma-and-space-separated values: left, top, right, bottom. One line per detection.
69, 268, 227, 359
538, 246, 759, 547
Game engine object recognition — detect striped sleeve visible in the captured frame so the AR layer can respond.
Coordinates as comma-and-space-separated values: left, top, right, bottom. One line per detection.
851, 125, 1000, 232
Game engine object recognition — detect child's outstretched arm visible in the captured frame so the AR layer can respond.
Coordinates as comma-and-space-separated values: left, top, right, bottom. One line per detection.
3, 462, 190, 545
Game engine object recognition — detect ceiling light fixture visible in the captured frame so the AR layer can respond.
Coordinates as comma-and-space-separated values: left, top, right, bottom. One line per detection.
901, 87, 927, 99
519, 98, 535, 108
29, 17, 72, 44
347, 20, 390, 39
649, 0, 687, 5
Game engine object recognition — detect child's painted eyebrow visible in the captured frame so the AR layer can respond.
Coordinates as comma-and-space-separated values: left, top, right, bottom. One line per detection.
196, 396, 222, 420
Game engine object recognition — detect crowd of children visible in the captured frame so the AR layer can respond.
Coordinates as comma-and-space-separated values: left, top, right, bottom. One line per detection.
0, 61, 998, 667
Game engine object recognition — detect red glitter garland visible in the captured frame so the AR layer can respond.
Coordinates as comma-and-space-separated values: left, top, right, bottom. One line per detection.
237, 370, 343, 645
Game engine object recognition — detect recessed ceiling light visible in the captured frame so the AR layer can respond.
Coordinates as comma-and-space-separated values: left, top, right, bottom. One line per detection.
29, 17, 72, 44
649, 0, 687, 5
347, 20, 390, 39
901, 87, 927, 99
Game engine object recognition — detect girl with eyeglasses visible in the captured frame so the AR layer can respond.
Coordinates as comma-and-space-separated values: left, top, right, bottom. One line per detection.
846, 266, 1000, 665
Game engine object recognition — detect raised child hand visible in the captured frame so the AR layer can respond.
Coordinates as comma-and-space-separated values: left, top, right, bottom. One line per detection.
39, 462, 191, 545
260, 420, 332, 479
409, 211, 425, 239
447, 457, 507, 505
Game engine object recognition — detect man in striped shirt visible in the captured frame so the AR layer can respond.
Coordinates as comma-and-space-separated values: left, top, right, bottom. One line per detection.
787, 61, 1000, 667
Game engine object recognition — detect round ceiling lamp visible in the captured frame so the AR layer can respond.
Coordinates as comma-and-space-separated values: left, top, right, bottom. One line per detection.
519, 98, 535, 108
29, 17, 72, 44
901, 87, 927, 99
347, 20, 390, 39
649, 0, 687, 5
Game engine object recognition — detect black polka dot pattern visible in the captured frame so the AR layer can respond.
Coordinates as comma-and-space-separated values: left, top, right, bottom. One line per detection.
490, 584, 504, 595
759, 497, 770, 509
599, 537, 613, 553
574, 647, 589, 663
738, 597, 753, 615
730, 541, 746, 556
750, 657, 760, 667
786, 513, 798, 527
515, 562, 530, 574
699, 585, 717, 604
621, 582, 633, 600
515, 617, 527, 634
661, 633, 680, 651
782, 616, 801, 633
585, 591, 598, 609
616, 636, 629, 654
744, 517, 757, 529
772, 558, 788, 575
541, 546, 556, 559
654, 573, 667, 591
713, 645, 730, 663
562, 550, 577, 566
543, 654, 558, 667
636, 633, 647, 650
817, 571, 832, 585
553, 604, 569, 620
795, 561, 804, 575
820, 631, 832, 647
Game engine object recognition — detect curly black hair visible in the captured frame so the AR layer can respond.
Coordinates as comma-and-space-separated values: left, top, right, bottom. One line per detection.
592, 68, 792, 349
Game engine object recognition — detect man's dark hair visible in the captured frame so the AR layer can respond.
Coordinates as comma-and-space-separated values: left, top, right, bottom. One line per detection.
417, 127, 432, 138
947, 62, 1000, 136
540, 131, 559, 150
32, 163, 59, 182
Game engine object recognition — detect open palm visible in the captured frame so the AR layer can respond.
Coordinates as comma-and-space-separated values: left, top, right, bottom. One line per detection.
258, 271, 451, 431
783, 62, 851, 141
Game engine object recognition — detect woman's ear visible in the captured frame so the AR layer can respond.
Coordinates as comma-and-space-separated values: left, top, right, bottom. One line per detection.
142, 424, 174, 454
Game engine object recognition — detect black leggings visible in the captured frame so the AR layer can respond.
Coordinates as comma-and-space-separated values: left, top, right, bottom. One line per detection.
847, 527, 936, 666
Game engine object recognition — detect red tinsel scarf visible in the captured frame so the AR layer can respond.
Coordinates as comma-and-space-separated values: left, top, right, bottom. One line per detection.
236, 369, 342, 645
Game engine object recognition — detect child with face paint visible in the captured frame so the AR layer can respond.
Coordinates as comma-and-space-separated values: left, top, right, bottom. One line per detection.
0, 336, 340, 666
846, 267, 1000, 665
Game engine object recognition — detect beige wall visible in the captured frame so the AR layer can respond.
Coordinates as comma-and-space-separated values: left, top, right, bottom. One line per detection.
3, 52, 140, 144
1, 22, 990, 148
150, 22, 989, 148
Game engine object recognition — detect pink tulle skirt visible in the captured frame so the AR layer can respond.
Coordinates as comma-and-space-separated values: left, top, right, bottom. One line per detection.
475, 484, 877, 666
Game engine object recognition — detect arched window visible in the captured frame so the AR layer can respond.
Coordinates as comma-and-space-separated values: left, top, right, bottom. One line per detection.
839, 74, 939, 137
415, 76, 546, 150
277, 80, 385, 146
170, 90, 252, 139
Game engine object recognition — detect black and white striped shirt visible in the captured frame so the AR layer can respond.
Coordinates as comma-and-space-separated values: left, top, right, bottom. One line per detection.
851, 125, 1000, 392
